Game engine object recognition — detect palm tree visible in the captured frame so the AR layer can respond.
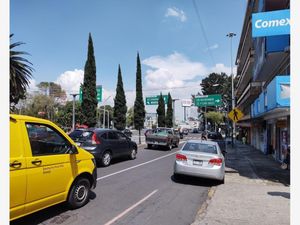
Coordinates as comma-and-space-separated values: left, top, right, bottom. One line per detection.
10, 34, 33, 111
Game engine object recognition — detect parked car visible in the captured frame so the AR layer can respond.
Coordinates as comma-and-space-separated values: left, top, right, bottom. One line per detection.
10, 115, 97, 221
146, 127, 180, 150
68, 128, 86, 142
122, 128, 132, 137
75, 129, 138, 166
173, 140, 225, 183
207, 131, 227, 156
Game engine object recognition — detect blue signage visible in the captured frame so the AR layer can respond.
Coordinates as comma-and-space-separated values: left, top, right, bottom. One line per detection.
252, 9, 290, 37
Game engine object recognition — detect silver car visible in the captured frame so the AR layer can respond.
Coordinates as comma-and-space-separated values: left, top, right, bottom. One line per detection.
173, 140, 225, 183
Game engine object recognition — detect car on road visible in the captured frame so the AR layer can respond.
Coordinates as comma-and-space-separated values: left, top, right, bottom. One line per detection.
146, 127, 180, 150
75, 129, 138, 166
68, 128, 86, 142
207, 131, 227, 156
10, 115, 97, 221
173, 140, 225, 183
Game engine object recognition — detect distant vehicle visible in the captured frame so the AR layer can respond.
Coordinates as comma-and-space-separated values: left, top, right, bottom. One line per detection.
192, 128, 199, 133
146, 127, 180, 150
173, 140, 225, 183
10, 115, 97, 221
122, 129, 132, 137
74, 129, 138, 166
207, 131, 227, 156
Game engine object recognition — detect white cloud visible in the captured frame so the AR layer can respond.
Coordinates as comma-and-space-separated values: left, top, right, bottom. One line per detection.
205, 44, 219, 51
27, 78, 39, 93
165, 7, 187, 22
55, 69, 84, 100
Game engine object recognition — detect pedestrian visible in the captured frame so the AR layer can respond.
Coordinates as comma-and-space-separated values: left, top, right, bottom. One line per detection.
285, 145, 290, 170
281, 145, 288, 169
242, 136, 246, 144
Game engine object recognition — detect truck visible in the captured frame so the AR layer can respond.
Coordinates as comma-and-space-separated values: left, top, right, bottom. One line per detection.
146, 127, 180, 150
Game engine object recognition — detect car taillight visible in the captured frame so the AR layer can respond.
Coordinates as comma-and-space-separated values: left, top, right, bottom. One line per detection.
176, 153, 187, 161
209, 158, 222, 166
92, 133, 101, 145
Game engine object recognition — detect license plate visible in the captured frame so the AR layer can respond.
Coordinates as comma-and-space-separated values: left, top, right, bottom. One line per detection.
193, 160, 203, 166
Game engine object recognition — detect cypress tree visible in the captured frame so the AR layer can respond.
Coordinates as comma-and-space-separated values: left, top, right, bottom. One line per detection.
113, 64, 127, 130
156, 93, 166, 127
165, 92, 173, 128
133, 52, 146, 143
82, 33, 98, 127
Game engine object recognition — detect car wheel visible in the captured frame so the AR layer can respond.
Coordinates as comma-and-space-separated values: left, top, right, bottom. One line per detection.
67, 177, 90, 209
129, 148, 137, 160
147, 144, 152, 149
101, 151, 111, 167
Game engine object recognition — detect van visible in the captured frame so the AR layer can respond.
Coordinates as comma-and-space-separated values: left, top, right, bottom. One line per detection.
10, 115, 97, 221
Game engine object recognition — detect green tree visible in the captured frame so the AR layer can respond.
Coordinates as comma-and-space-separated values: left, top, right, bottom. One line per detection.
165, 93, 173, 128
56, 101, 85, 128
81, 33, 98, 127
113, 65, 127, 130
37, 82, 67, 100
156, 93, 165, 127
126, 107, 134, 128
10, 34, 34, 111
133, 52, 146, 143
205, 111, 225, 131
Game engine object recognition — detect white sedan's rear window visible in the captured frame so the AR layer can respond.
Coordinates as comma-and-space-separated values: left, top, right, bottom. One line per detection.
183, 143, 217, 154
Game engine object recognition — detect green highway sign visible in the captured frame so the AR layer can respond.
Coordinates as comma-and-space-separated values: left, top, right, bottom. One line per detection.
146, 95, 168, 105
194, 94, 222, 107
79, 85, 102, 103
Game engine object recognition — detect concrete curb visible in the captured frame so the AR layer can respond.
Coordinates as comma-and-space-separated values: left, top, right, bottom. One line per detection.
191, 186, 217, 225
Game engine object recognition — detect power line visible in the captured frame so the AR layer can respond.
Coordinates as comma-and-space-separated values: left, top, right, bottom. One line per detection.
192, 0, 216, 65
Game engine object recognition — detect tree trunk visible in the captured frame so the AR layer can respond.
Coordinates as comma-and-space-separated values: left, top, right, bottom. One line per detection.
139, 129, 141, 144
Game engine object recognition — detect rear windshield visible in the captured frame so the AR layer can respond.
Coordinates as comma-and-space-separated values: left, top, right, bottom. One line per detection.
182, 142, 218, 154
69, 130, 84, 139
75, 131, 94, 142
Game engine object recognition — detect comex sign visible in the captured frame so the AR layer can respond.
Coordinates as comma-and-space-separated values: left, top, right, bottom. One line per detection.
252, 9, 290, 37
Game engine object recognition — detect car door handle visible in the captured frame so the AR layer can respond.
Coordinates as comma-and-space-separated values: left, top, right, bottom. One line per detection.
10, 161, 22, 168
32, 159, 42, 165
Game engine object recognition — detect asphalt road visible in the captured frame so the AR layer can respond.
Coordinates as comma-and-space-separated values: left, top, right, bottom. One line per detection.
12, 133, 219, 225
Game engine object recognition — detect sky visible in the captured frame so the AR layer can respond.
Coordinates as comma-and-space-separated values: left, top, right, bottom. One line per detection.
10, 0, 247, 121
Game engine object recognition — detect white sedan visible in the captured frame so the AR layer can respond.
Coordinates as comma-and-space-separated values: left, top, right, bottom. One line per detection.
173, 140, 225, 183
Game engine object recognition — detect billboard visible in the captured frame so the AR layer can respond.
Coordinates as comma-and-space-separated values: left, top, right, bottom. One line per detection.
252, 9, 290, 37
181, 99, 192, 107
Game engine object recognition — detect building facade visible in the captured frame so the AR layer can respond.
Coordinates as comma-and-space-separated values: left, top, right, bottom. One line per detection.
235, 0, 290, 162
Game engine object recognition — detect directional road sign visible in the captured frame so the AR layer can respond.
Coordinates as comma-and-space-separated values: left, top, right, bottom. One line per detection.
228, 107, 244, 123
79, 85, 102, 103
145, 95, 168, 105
193, 94, 222, 107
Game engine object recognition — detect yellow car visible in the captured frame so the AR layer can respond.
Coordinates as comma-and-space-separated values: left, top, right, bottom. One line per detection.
10, 115, 97, 221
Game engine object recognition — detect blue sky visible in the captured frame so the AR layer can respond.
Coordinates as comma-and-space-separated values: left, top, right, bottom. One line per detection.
10, 0, 247, 120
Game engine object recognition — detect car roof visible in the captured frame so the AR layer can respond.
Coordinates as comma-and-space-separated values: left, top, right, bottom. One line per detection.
185, 139, 218, 145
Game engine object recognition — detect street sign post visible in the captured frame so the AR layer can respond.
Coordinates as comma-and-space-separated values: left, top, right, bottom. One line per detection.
79, 85, 102, 103
193, 94, 222, 107
145, 95, 168, 105
228, 107, 244, 123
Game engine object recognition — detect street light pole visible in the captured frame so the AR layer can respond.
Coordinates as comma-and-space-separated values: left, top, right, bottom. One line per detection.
172, 99, 179, 127
70, 93, 79, 131
102, 95, 112, 128
227, 32, 236, 147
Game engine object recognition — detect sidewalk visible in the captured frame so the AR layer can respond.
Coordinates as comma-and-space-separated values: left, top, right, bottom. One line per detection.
192, 141, 290, 225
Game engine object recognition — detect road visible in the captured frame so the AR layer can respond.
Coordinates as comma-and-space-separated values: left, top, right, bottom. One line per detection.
12, 133, 219, 225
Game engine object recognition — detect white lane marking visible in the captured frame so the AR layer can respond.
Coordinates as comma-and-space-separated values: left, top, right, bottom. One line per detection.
104, 189, 158, 225
97, 141, 186, 181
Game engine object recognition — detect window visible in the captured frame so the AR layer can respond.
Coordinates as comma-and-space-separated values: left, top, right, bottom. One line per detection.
117, 132, 128, 140
26, 123, 72, 156
108, 132, 119, 140
101, 132, 108, 139
182, 143, 218, 154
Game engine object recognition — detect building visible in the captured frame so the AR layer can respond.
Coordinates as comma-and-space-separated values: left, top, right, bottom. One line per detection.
235, 0, 290, 162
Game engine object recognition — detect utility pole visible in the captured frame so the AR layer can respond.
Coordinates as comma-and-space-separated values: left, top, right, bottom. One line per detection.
102, 95, 112, 128
172, 99, 179, 127
227, 32, 236, 147
70, 93, 79, 131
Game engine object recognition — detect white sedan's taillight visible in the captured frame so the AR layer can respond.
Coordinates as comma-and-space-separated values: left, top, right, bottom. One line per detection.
209, 158, 222, 166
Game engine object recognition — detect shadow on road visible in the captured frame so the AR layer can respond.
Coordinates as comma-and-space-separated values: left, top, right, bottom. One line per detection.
171, 175, 221, 187
267, 191, 290, 199
11, 191, 97, 225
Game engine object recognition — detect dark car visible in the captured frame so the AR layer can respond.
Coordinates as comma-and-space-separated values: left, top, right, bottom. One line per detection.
192, 128, 199, 133
74, 128, 138, 167
207, 131, 227, 156
68, 129, 86, 142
